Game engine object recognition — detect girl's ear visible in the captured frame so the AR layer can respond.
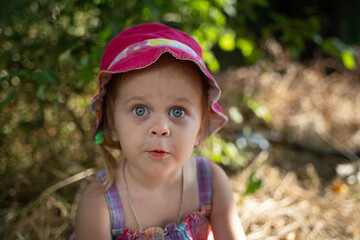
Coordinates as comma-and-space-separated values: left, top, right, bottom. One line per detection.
109, 128, 120, 142
194, 130, 202, 148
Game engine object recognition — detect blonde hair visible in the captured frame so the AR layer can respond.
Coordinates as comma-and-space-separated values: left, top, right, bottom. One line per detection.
98, 53, 209, 190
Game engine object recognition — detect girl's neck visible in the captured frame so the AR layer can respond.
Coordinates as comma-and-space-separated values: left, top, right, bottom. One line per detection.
122, 159, 186, 191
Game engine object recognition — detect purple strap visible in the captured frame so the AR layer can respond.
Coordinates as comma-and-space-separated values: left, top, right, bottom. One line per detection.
96, 170, 126, 229
195, 157, 212, 207
98, 157, 212, 232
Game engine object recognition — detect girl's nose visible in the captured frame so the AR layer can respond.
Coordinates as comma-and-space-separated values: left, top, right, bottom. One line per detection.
149, 118, 170, 137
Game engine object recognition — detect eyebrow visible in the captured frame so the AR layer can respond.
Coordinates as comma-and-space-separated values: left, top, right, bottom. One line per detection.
123, 96, 147, 106
174, 97, 194, 106
123, 96, 194, 106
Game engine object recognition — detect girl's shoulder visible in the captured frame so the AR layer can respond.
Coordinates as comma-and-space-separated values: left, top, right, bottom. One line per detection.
207, 159, 229, 184
206, 158, 247, 239
75, 179, 112, 239
78, 179, 107, 205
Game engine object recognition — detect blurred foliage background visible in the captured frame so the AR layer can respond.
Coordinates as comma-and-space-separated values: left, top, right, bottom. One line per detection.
1, 0, 359, 239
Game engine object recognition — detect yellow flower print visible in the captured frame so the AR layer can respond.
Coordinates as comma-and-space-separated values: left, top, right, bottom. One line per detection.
148, 39, 173, 46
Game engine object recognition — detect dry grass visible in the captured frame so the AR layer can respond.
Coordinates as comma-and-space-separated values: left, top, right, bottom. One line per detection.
232, 151, 360, 240
218, 53, 360, 154
218, 50, 360, 239
1, 171, 94, 240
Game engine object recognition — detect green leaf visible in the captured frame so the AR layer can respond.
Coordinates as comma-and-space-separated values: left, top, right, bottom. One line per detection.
228, 106, 243, 124
204, 26, 219, 44
79, 65, 95, 83
240, 94, 272, 123
203, 51, 220, 72
31, 71, 58, 84
59, 49, 72, 62
36, 85, 46, 100
289, 46, 301, 60
209, 7, 226, 26
0, 88, 16, 108
219, 31, 236, 52
341, 50, 356, 70
223, 142, 239, 159
96, 24, 113, 41
243, 170, 262, 196
207, 59, 220, 73
256, 0, 269, 7
193, 1, 211, 13
237, 38, 254, 57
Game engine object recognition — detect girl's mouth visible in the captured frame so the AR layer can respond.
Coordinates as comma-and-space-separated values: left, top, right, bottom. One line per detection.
148, 149, 169, 158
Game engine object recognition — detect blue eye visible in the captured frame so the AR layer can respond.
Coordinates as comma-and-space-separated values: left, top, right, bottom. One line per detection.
133, 106, 149, 116
170, 107, 185, 118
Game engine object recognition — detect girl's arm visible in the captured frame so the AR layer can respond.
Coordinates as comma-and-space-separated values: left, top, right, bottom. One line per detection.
209, 161, 247, 240
75, 181, 112, 240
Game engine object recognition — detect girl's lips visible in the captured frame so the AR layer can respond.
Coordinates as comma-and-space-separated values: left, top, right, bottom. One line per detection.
148, 150, 169, 158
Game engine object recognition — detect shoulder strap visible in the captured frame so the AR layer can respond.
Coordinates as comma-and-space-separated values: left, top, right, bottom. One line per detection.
96, 170, 126, 230
196, 157, 212, 207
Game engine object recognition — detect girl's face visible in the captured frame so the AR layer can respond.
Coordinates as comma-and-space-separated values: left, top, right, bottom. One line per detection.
110, 58, 204, 177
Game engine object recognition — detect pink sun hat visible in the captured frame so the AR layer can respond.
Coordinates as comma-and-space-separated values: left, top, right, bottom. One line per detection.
90, 23, 228, 144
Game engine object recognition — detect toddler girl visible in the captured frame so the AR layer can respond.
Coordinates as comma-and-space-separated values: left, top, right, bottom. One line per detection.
75, 23, 246, 240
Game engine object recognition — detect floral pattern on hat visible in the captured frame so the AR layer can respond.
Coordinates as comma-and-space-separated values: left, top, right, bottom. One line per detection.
108, 38, 204, 70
